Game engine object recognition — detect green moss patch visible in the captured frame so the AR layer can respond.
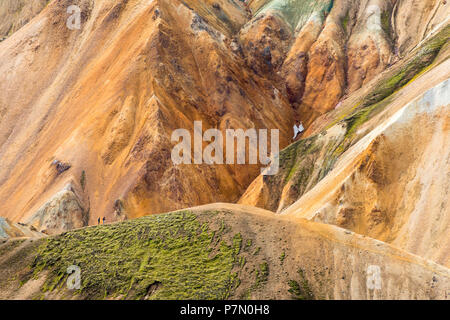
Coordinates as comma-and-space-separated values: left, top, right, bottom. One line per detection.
80, 171, 86, 191
363, 25, 449, 109
254, 262, 269, 288
380, 10, 392, 43
288, 268, 314, 300
30, 211, 244, 300
0, 239, 26, 260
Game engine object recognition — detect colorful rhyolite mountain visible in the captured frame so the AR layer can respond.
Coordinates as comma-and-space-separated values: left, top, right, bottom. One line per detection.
0, 0, 448, 300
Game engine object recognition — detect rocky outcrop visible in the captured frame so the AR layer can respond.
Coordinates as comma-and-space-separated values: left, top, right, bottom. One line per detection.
281, 11, 324, 106
0, 217, 43, 239
239, 12, 293, 76
26, 184, 88, 234
394, 0, 449, 55
299, 12, 347, 122
346, 1, 394, 93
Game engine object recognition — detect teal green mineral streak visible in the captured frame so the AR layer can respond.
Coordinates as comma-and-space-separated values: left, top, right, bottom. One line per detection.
255, 0, 333, 30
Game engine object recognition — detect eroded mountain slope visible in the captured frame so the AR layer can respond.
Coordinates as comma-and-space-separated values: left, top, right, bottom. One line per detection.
0, 0, 294, 232
283, 77, 450, 267
0, 0, 50, 40
242, 0, 449, 126
240, 28, 450, 267
1, 0, 448, 233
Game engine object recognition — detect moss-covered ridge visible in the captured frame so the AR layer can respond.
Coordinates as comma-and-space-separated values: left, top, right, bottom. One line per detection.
30, 210, 245, 300
0, 206, 318, 300
2, 204, 447, 300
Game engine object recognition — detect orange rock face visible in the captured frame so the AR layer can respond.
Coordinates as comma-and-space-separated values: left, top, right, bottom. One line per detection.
0, 0, 448, 235
0, 0, 294, 229
300, 19, 347, 121
239, 13, 293, 76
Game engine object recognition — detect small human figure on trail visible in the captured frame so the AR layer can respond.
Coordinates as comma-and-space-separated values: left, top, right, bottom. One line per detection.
97, 217, 100, 225
102, 217, 106, 225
